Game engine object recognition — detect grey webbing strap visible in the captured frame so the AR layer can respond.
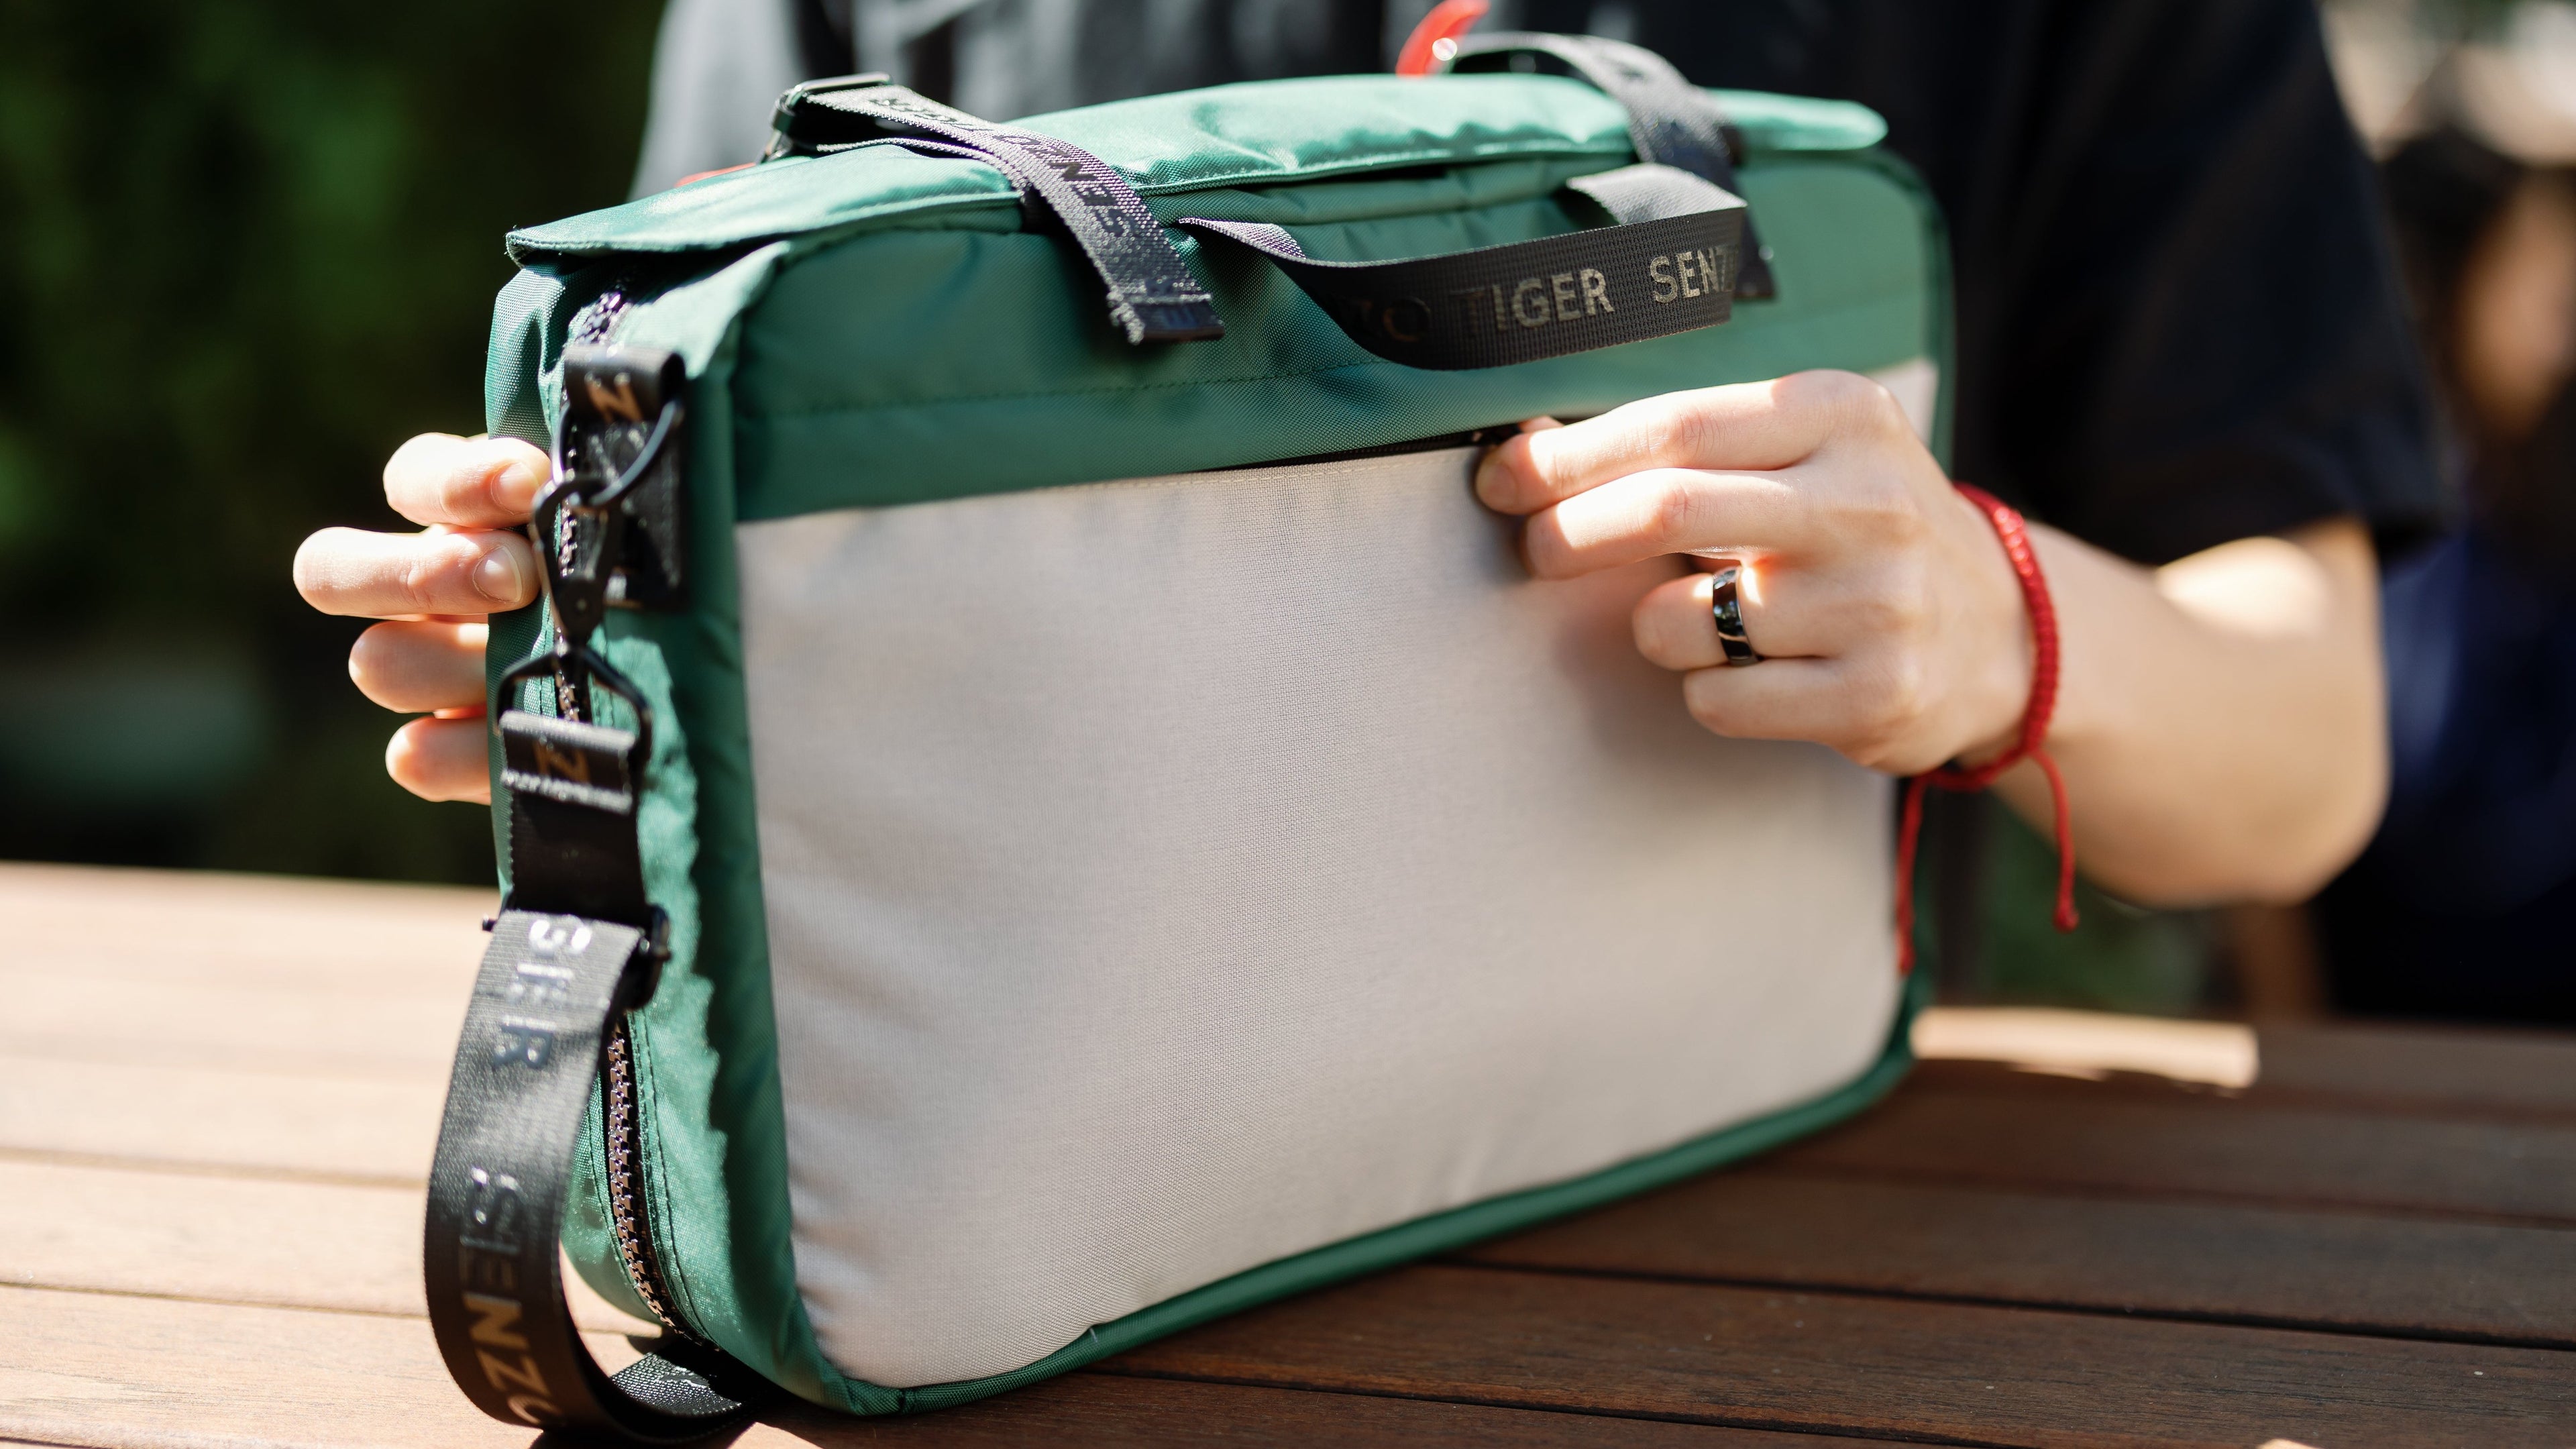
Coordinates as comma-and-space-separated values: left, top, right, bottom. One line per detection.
770, 77, 1224, 344
1181, 163, 1745, 371
1450, 32, 1778, 299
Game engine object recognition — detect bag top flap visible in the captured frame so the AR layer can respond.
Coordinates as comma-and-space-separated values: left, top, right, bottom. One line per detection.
506, 74, 1886, 263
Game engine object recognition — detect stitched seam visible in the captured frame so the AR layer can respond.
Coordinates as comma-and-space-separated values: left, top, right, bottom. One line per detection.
742, 358, 1393, 418
509, 188, 1019, 256
513, 145, 1625, 255
734, 294, 1911, 421
1126, 139, 1631, 195
1034, 447, 1482, 499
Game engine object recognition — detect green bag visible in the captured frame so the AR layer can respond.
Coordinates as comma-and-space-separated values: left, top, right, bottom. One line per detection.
429, 45, 1947, 1442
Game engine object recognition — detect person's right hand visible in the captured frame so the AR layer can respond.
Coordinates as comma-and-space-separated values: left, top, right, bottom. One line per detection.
292, 434, 549, 804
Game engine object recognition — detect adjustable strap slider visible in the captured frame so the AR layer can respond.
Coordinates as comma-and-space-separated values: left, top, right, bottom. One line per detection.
500, 710, 639, 816
496, 709, 651, 929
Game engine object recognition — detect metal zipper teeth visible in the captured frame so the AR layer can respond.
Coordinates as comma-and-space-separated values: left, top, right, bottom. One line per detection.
570, 286, 633, 345
572, 285, 680, 1334
604, 1016, 700, 1341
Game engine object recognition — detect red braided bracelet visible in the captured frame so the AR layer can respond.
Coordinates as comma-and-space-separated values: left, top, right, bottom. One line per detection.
1893, 484, 2079, 975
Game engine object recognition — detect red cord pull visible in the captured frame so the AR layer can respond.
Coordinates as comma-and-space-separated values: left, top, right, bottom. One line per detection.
1894, 484, 2079, 974
1395, 0, 1490, 76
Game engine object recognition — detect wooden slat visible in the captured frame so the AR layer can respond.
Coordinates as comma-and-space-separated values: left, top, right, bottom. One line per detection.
0, 1053, 441, 1184
1462, 1167, 2576, 1345
14, 861, 2571, 1443
1112, 1263, 2576, 1448
0, 861, 488, 996
2257, 1022, 2576, 1119
0, 1287, 1902, 1449
0, 1285, 600, 1449
784, 1374, 1911, 1445
0, 973, 465, 1079
1776, 1079, 2576, 1223
1916, 1016, 2576, 1119
0, 1159, 430, 1318
0, 1158, 651, 1336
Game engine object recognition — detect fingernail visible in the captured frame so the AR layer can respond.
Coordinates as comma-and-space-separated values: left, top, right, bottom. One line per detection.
1473, 453, 1510, 506
474, 545, 531, 603
488, 450, 547, 512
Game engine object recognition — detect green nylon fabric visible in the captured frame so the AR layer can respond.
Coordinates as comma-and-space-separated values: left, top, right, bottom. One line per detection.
480, 70, 1948, 1416
506, 75, 1881, 261
486, 244, 839, 1402
736, 154, 1934, 517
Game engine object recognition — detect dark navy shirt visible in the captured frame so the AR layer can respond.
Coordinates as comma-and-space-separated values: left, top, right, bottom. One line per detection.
786, 0, 2443, 564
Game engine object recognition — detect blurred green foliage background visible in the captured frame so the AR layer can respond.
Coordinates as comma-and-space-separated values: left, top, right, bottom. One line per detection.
0, 2, 661, 883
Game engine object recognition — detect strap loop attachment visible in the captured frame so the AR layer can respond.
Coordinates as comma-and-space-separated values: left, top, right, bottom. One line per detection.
766, 76, 1224, 345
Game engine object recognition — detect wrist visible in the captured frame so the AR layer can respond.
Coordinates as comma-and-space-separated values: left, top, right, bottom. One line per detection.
1948, 488, 2037, 767
1895, 482, 2081, 971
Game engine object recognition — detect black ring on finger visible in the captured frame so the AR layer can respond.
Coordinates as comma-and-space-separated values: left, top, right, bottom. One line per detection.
1710, 564, 1762, 666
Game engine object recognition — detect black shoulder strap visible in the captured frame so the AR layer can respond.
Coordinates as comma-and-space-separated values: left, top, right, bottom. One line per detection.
423, 695, 757, 1430
767, 77, 1224, 345
1181, 162, 1746, 370
422, 396, 757, 1444
1450, 32, 1777, 300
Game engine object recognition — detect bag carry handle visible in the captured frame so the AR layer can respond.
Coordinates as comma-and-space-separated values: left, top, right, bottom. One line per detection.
1181, 162, 1746, 371
765, 68, 1754, 366
1446, 31, 1778, 299
767, 76, 1225, 345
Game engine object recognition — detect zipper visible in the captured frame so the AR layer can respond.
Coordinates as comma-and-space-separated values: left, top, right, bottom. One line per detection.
1225, 423, 1525, 473
569, 285, 633, 345
604, 1015, 699, 1340
553, 335, 689, 614
541, 319, 691, 1334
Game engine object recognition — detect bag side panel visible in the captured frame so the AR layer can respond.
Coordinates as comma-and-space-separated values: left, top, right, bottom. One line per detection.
482, 244, 853, 1407
598, 245, 856, 1409
480, 263, 669, 1328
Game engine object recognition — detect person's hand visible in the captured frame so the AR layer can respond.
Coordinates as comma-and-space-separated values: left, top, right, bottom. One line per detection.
1474, 371, 2033, 777
292, 434, 549, 804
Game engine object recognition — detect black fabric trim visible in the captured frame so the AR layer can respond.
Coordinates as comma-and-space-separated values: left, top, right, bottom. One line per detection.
1183, 163, 1743, 370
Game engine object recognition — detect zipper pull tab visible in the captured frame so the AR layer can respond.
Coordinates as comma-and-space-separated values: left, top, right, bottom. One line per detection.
547, 345, 690, 632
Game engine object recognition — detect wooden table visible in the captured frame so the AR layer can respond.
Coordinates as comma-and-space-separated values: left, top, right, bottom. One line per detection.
4, 862, 2571, 1448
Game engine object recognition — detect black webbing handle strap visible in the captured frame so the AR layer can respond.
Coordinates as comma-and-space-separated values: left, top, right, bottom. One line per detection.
1448, 32, 1777, 299
423, 710, 756, 1443
769, 76, 1224, 344
1182, 163, 1745, 371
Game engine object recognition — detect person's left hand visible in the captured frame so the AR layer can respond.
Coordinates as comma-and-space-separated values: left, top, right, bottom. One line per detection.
1474, 370, 2035, 776
291, 433, 551, 804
